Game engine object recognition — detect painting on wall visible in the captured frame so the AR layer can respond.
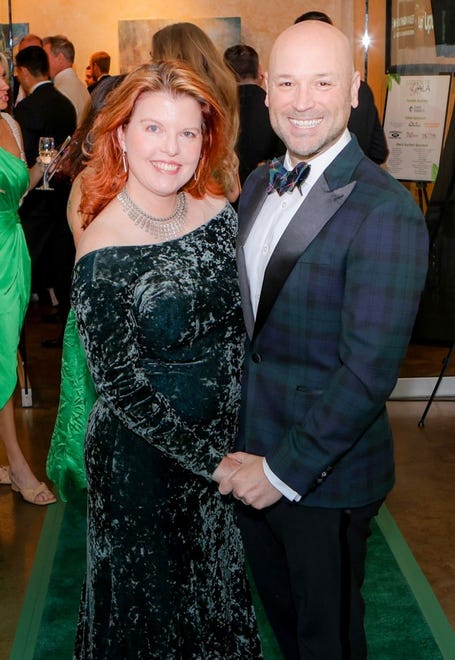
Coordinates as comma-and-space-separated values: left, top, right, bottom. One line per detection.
118, 17, 241, 73
0, 23, 29, 61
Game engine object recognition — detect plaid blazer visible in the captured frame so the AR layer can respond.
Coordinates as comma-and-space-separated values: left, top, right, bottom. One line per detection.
236, 137, 429, 508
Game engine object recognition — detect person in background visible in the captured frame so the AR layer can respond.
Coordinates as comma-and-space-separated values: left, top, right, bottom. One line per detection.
13, 33, 43, 106
0, 51, 56, 505
224, 44, 283, 186
295, 10, 389, 164
46, 74, 126, 501
151, 22, 240, 202
14, 45, 77, 348
70, 61, 262, 657
84, 64, 95, 88
215, 20, 428, 659
43, 35, 91, 126
87, 50, 111, 94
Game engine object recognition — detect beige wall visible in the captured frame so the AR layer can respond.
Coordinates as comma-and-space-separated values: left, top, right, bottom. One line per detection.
1, 0, 388, 113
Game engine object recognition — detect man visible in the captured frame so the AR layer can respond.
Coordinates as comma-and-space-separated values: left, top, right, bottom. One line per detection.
224, 44, 283, 186
87, 50, 111, 93
84, 63, 95, 88
14, 46, 76, 165
295, 10, 389, 164
214, 21, 428, 659
15, 45, 77, 347
43, 35, 90, 125
13, 33, 43, 106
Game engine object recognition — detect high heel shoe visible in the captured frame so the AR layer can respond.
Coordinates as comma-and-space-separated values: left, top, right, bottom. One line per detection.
0, 465, 11, 485
10, 476, 57, 506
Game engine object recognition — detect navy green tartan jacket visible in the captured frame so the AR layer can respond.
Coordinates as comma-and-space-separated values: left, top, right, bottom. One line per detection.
236, 136, 429, 508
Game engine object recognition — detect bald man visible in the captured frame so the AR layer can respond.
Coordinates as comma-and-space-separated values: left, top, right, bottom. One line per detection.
214, 21, 428, 659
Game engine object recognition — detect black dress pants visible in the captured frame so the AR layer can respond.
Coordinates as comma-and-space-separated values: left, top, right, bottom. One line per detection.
239, 498, 383, 660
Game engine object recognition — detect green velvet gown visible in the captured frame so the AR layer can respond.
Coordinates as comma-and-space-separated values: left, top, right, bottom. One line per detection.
0, 126, 30, 409
72, 203, 262, 659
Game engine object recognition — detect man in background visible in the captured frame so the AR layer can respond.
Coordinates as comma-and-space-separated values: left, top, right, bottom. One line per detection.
224, 44, 283, 186
43, 34, 90, 125
15, 45, 77, 347
87, 50, 111, 93
13, 33, 43, 106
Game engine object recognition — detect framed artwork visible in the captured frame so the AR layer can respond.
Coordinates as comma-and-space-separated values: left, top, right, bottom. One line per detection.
386, 0, 455, 73
383, 74, 452, 181
0, 23, 29, 82
0, 23, 29, 60
118, 17, 241, 74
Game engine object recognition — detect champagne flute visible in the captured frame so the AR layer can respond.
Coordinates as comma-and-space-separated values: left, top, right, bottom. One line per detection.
36, 136, 55, 190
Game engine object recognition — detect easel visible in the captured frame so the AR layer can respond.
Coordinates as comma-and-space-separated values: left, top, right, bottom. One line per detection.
416, 181, 429, 213
414, 90, 455, 427
17, 328, 32, 407
418, 342, 454, 427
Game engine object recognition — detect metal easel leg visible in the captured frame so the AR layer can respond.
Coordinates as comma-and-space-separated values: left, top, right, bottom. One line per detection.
418, 342, 454, 427
18, 328, 33, 408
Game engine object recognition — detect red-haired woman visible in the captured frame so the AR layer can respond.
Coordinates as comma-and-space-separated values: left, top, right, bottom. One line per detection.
70, 61, 262, 658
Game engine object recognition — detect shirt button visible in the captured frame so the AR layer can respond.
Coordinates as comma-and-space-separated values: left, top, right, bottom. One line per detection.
252, 353, 262, 363
262, 244, 269, 254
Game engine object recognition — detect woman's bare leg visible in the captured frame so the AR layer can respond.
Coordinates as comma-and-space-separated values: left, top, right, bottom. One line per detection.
0, 397, 55, 504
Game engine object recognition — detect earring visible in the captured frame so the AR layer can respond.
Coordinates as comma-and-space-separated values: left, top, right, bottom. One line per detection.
121, 148, 128, 173
194, 158, 201, 182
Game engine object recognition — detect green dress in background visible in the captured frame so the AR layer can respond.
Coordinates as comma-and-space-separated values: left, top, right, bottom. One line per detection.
0, 119, 30, 409
46, 308, 95, 500
72, 203, 262, 658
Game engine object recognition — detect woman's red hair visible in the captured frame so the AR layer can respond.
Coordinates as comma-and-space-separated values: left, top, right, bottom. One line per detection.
80, 60, 229, 226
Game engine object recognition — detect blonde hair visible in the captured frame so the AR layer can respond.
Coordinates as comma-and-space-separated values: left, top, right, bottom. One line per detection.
0, 53, 10, 83
80, 61, 231, 225
151, 22, 239, 195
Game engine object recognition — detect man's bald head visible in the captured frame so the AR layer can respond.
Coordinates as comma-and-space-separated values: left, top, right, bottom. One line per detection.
265, 21, 360, 164
19, 34, 43, 50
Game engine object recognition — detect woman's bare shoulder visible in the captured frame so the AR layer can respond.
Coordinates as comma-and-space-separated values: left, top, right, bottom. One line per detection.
75, 199, 122, 262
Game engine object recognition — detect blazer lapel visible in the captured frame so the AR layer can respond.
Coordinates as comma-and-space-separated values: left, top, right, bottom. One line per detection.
253, 174, 356, 340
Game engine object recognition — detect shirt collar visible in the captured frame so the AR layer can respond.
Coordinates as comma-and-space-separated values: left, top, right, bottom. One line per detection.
30, 80, 52, 94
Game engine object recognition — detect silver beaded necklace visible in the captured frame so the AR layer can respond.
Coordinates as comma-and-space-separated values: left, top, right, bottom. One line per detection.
117, 188, 187, 242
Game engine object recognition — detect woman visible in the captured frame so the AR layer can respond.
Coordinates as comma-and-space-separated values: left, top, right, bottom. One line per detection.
0, 52, 56, 505
151, 22, 240, 202
72, 61, 262, 658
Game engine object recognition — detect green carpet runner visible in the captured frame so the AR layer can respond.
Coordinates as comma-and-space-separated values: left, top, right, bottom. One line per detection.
11, 495, 454, 659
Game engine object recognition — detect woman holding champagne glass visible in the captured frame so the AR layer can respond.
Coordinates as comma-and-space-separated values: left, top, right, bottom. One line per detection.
0, 52, 56, 504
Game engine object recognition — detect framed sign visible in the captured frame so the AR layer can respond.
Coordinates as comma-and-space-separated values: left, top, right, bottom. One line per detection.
386, 0, 455, 73
383, 74, 451, 181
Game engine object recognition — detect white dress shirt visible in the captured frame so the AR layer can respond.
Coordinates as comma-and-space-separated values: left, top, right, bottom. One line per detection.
243, 129, 351, 500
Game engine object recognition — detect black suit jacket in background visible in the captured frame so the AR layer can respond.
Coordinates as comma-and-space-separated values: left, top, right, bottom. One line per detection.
14, 81, 76, 166
14, 81, 77, 302
236, 84, 284, 186
348, 80, 388, 165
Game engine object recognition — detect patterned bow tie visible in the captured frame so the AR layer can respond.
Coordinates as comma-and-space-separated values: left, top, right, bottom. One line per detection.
267, 158, 310, 196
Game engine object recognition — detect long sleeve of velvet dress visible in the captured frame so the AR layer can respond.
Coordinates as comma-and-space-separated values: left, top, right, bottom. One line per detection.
71, 203, 262, 659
